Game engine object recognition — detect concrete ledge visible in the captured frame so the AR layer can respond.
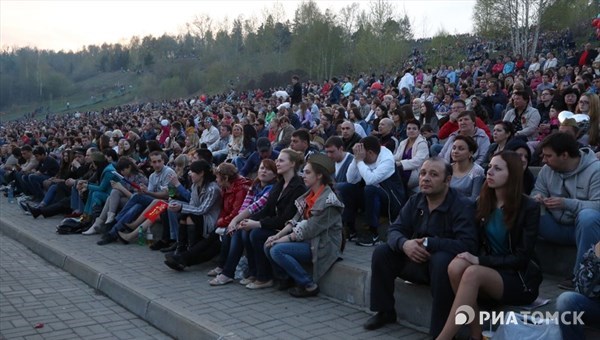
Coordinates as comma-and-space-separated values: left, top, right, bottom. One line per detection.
320, 262, 370, 307
63, 256, 103, 289
97, 275, 154, 319
147, 299, 239, 340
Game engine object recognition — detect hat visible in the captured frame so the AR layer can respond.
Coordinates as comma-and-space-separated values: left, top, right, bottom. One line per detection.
204, 117, 213, 125
307, 153, 335, 175
161, 119, 169, 127
90, 151, 105, 163
256, 137, 272, 152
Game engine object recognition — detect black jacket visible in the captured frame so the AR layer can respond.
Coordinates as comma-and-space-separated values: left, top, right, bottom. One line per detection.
478, 195, 540, 271
251, 175, 306, 230
387, 188, 478, 256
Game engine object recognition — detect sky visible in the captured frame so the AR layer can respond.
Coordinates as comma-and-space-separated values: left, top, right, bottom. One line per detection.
1, 0, 476, 52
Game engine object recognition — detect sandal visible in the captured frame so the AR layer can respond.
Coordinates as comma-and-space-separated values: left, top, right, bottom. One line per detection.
245, 280, 274, 289
209, 274, 233, 286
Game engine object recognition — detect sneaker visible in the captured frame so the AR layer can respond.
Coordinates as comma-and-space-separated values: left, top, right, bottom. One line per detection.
18, 200, 31, 215
246, 280, 274, 289
209, 274, 234, 286
558, 276, 574, 290
288, 284, 320, 298
356, 234, 380, 247
207, 267, 223, 277
239, 277, 255, 285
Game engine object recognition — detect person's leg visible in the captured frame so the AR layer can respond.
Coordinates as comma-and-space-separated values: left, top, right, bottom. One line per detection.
447, 257, 473, 294
363, 185, 387, 235
574, 209, 600, 274
216, 234, 232, 270
27, 174, 49, 201
538, 213, 576, 245
369, 244, 408, 313
493, 103, 504, 121
222, 231, 249, 278
557, 291, 600, 340
334, 182, 362, 236
40, 183, 58, 207
240, 230, 256, 278
107, 203, 144, 236
436, 265, 504, 340
428, 251, 457, 338
84, 191, 108, 215
249, 228, 277, 283
268, 242, 313, 287
430, 144, 443, 157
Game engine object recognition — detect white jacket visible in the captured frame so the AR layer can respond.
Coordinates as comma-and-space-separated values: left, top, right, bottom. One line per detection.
346, 147, 395, 186
394, 135, 430, 189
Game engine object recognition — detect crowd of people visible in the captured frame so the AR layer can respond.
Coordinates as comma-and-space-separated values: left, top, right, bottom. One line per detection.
1, 39, 599, 339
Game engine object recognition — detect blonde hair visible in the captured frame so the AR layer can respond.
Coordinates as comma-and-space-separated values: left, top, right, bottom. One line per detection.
280, 148, 304, 172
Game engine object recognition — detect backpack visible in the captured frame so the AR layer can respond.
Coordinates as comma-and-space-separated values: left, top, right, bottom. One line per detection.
56, 218, 85, 235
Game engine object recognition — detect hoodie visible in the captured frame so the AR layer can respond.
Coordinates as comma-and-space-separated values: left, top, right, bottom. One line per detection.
531, 148, 600, 225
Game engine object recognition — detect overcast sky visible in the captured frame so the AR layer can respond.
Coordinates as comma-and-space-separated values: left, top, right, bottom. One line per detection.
1, 0, 476, 52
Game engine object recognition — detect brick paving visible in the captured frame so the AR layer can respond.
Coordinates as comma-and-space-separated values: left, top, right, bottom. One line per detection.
0, 233, 171, 340
0, 201, 429, 339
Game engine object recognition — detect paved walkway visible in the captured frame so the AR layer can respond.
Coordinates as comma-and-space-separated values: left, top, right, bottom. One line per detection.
0, 233, 171, 340
0, 201, 428, 340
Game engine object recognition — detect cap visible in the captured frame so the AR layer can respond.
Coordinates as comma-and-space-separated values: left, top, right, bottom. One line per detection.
161, 119, 169, 127
307, 153, 335, 175
256, 137, 271, 152
204, 117, 213, 125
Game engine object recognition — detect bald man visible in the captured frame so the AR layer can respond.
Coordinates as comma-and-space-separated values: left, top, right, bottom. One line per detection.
377, 118, 397, 152
341, 121, 362, 154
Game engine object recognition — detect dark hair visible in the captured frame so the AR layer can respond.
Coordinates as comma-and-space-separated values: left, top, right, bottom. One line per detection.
399, 104, 415, 122
421, 101, 435, 119
292, 128, 311, 143
102, 148, 118, 162
453, 135, 478, 154
189, 160, 216, 183
427, 156, 453, 178
220, 124, 232, 133
512, 90, 530, 102
242, 124, 257, 150
406, 119, 421, 129
21, 145, 32, 152
477, 151, 523, 229
457, 110, 477, 122
324, 136, 344, 149
146, 140, 162, 153
32, 146, 46, 155
148, 150, 168, 163
493, 120, 515, 138
115, 157, 141, 174
360, 136, 381, 154
420, 124, 434, 133
538, 132, 580, 158
350, 107, 363, 121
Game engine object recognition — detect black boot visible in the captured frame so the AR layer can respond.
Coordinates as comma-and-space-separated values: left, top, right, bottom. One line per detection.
174, 224, 189, 255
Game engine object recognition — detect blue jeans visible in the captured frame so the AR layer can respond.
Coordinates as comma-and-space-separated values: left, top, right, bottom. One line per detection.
221, 230, 254, 279
267, 241, 313, 287
334, 182, 363, 232
70, 185, 84, 212
247, 228, 277, 282
539, 209, 600, 275
108, 193, 154, 236
492, 103, 505, 121
24, 174, 50, 200
557, 291, 600, 339
42, 183, 58, 206
430, 143, 443, 157
364, 185, 389, 233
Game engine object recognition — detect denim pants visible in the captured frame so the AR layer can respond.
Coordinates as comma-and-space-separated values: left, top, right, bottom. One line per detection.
334, 182, 363, 232
42, 184, 58, 206
539, 209, 600, 275
108, 193, 154, 236
247, 228, 277, 282
70, 185, 84, 212
364, 184, 389, 233
266, 241, 313, 287
24, 174, 50, 200
221, 230, 254, 279
557, 291, 600, 340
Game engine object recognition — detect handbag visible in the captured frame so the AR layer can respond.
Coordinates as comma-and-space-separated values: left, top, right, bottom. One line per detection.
493, 313, 561, 340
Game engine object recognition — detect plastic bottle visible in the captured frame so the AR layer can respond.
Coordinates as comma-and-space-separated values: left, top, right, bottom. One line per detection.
7, 186, 14, 204
138, 226, 145, 246
146, 229, 154, 246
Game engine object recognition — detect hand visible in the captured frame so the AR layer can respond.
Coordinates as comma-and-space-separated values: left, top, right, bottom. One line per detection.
456, 252, 479, 265
168, 173, 180, 187
402, 238, 430, 263
542, 197, 565, 210
532, 194, 544, 204
226, 223, 238, 235
265, 235, 280, 248
239, 219, 260, 230
353, 143, 366, 162
65, 178, 76, 186
138, 184, 149, 194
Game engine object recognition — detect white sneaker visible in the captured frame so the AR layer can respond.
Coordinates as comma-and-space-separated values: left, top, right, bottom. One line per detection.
82, 226, 99, 235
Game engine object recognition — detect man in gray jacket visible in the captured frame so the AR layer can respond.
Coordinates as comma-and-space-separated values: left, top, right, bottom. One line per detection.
532, 133, 600, 288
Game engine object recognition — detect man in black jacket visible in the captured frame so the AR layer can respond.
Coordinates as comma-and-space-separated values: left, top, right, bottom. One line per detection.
364, 157, 478, 338
290, 75, 302, 105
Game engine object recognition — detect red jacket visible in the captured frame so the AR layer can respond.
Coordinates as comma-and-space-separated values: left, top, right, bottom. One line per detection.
217, 176, 252, 227
438, 117, 492, 141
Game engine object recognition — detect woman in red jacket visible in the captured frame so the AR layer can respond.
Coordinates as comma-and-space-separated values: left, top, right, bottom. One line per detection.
214, 163, 251, 232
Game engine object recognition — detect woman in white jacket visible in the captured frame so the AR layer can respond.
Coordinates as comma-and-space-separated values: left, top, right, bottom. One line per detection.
394, 119, 430, 193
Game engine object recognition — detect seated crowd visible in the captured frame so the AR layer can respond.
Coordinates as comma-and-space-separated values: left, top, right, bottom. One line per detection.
1, 44, 599, 339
